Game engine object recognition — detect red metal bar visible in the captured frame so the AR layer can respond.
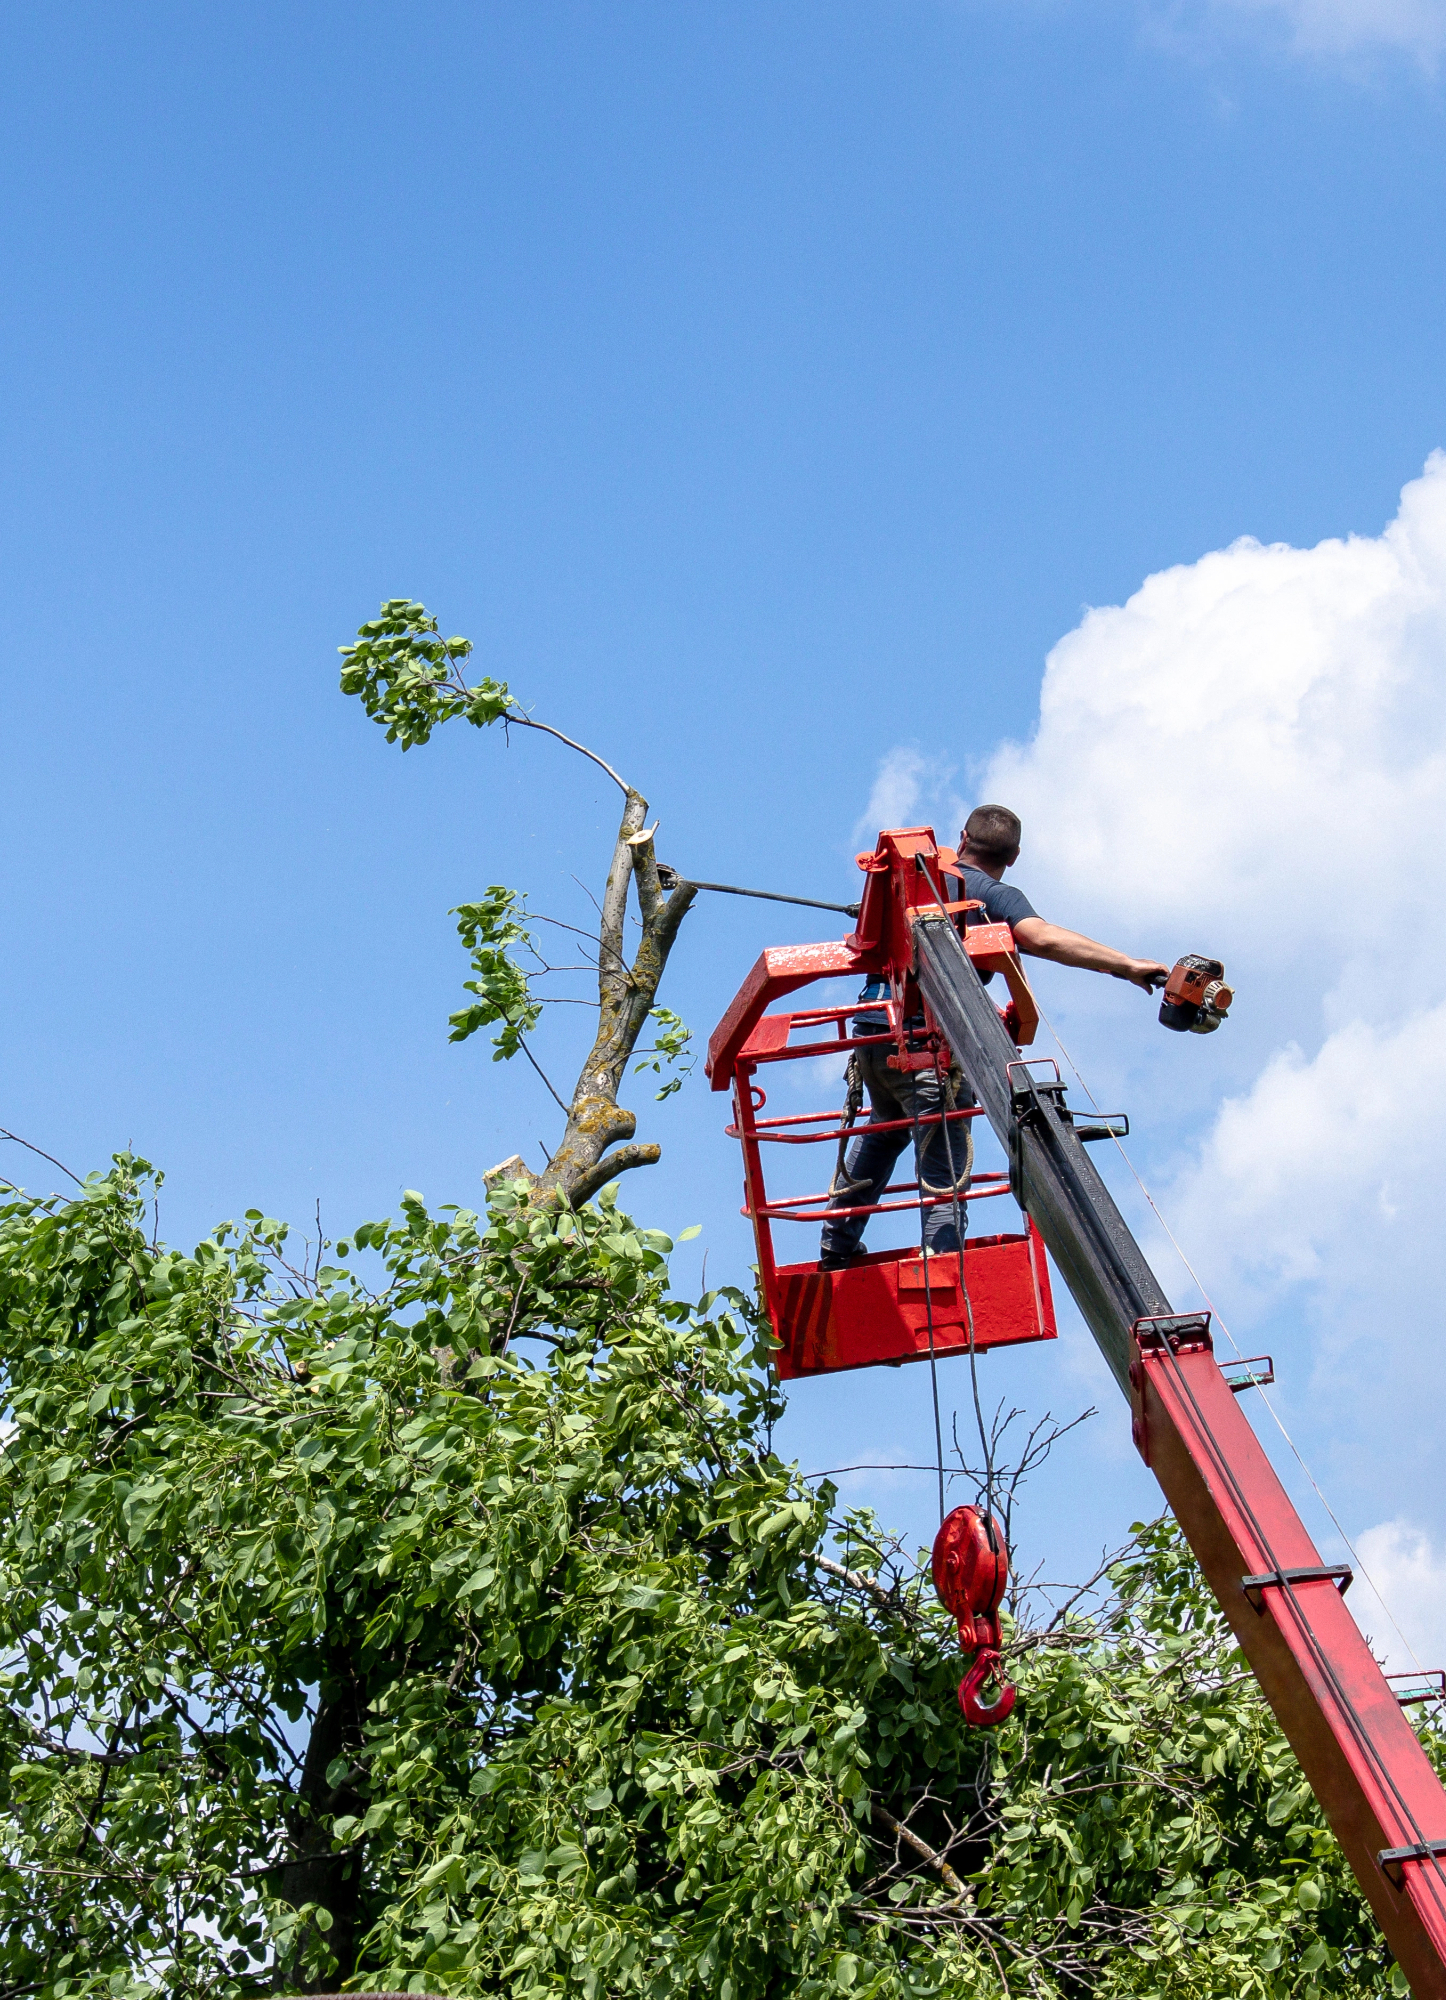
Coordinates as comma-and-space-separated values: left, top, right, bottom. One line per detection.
726, 1107, 984, 1145
1132, 1318, 1446, 1997
731, 1061, 779, 1307
748, 1183, 1013, 1223
749, 1169, 1008, 1208
747, 1033, 894, 1065
740, 1103, 985, 1131
707, 941, 874, 1087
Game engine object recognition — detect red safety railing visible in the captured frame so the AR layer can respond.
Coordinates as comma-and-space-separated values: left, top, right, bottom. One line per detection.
727, 996, 1056, 1379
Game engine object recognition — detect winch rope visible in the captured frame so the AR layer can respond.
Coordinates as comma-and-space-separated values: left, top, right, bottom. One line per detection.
909, 861, 1000, 1532
903, 857, 1011, 1537
901, 994, 948, 1527
940, 1067, 993, 1529
1034, 995, 1431, 1685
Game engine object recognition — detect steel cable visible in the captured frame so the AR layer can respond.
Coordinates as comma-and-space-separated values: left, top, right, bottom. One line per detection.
1033, 996, 1431, 1684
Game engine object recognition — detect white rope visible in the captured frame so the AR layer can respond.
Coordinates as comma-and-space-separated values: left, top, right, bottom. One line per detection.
1034, 996, 1430, 1683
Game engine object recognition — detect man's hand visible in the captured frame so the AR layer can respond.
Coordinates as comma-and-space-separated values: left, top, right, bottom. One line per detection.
1012, 918, 1169, 992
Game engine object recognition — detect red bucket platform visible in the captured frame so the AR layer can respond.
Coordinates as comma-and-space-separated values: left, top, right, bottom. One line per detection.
770, 1231, 1056, 1379
707, 829, 1059, 1382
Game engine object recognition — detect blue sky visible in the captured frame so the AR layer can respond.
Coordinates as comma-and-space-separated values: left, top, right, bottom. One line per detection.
4, 0, 1446, 1646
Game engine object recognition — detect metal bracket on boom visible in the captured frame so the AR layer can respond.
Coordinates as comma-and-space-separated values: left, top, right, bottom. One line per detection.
1241, 1565, 1354, 1611
1072, 1113, 1129, 1142
1390, 1672, 1446, 1709
1222, 1356, 1275, 1393
1006, 1060, 1069, 1209
1133, 1312, 1214, 1355
1381, 1842, 1446, 1889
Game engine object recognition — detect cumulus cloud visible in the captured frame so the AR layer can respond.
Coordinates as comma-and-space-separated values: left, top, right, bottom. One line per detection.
852, 747, 965, 852
1165, 1002, 1446, 1306
984, 451, 1446, 964
946, 452, 1446, 1549
1350, 1518, 1446, 1675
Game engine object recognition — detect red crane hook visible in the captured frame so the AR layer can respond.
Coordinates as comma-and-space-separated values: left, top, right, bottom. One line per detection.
931, 1505, 1017, 1728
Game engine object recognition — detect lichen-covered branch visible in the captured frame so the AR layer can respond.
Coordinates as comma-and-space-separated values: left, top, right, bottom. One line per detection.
534, 795, 697, 1205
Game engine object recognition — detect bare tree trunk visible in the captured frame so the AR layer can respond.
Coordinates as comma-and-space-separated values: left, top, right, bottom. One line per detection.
276, 1669, 366, 1989
531, 787, 696, 1208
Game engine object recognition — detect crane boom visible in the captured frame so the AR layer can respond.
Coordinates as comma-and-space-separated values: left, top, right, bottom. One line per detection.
913, 911, 1167, 1394
913, 908, 1446, 1999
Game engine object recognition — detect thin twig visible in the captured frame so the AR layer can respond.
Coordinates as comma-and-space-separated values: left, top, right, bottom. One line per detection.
507, 711, 630, 794
0, 1128, 82, 1186
497, 1276, 527, 1358
516, 1034, 571, 1116
871, 1803, 970, 1901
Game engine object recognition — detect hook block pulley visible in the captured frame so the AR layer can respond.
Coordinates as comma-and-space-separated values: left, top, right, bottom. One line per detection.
932, 1504, 1017, 1729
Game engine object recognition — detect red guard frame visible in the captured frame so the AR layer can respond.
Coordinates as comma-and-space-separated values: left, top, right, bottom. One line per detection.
709, 832, 1058, 1379
727, 1003, 1057, 1376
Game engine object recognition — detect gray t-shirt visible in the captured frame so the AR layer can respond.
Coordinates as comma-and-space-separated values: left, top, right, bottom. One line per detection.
956, 865, 1038, 932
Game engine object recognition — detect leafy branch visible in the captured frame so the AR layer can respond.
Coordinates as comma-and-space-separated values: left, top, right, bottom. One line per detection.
631, 1006, 695, 1100
338, 597, 626, 792
447, 887, 544, 1059
340, 599, 699, 1207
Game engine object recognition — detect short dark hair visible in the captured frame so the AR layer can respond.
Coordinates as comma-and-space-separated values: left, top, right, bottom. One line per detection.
961, 805, 1021, 864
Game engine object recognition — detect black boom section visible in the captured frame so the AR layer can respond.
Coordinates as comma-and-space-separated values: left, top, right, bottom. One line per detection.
913, 915, 1172, 1396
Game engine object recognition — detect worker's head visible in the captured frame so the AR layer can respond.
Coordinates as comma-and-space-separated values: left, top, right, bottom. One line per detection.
960, 804, 1021, 871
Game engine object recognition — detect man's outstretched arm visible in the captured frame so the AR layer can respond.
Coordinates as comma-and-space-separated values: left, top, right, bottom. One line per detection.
1012, 917, 1169, 993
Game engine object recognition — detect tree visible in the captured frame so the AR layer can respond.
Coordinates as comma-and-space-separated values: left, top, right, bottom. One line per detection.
338, 601, 698, 1208
0, 605, 1429, 1998
0, 1157, 1419, 1999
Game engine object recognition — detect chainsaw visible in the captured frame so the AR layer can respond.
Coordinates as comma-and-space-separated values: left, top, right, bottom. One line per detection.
1158, 955, 1233, 1034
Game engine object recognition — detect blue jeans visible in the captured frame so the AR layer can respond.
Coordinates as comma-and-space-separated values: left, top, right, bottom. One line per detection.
820, 1046, 973, 1260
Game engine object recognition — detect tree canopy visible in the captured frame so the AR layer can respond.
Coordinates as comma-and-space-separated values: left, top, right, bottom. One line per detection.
0, 1156, 1420, 1999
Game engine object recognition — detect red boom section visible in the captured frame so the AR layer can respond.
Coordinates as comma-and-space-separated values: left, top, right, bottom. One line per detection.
1132, 1317, 1446, 1998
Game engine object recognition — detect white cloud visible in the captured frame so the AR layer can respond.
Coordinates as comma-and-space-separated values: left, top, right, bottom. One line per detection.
1224, 0, 1446, 58
1350, 1518, 1446, 1675
969, 451, 1446, 1528
1166, 1001, 1446, 1300
852, 747, 965, 851
984, 451, 1446, 964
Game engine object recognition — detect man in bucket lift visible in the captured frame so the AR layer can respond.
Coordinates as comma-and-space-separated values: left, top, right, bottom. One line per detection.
818, 804, 1169, 1271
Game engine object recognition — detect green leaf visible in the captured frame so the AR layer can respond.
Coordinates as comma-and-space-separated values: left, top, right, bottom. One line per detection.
0, 1155, 1380, 1999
